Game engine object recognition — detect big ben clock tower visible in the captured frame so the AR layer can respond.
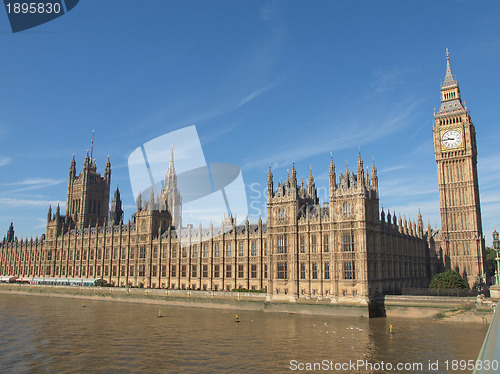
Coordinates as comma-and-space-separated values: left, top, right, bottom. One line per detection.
433, 49, 487, 287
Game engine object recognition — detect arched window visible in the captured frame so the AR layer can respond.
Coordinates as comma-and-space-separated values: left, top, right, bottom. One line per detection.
277, 236, 287, 254
343, 261, 356, 280
277, 262, 287, 279
343, 202, 351, 216
342, 233, 355, 252
278, 208, 286, 221
312, 263, 318, 279
299, 235, 305, 253
311, 235, 317, 253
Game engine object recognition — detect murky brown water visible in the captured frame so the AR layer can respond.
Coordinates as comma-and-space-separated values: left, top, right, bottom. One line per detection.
0, 294, 489, 373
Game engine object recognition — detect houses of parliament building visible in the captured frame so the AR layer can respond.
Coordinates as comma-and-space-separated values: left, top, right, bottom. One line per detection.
0, 53, 488, 302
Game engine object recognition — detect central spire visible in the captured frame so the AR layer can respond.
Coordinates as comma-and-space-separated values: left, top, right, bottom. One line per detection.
165, 145, 177, 189
169, 145, 174, 169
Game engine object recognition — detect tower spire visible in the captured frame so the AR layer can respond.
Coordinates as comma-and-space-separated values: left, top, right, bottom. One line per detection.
442, 48, 458, 88
169, 144, 174, 170
371, 156, 378, 192
104, 155, 111, 183
69, 153, 76, 177
165, 145, 177, 188
109, 186, 123, 225
90, 130, 94, 162
437, 49, 464, 115
329, 152, 336, 193
357, 149, 363, 171
84, 150, 90, 165
163, 146, 182, 227
6, 222, 14, 242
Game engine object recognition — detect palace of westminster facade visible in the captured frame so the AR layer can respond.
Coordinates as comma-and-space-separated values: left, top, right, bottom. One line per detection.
0, 54, 488, 301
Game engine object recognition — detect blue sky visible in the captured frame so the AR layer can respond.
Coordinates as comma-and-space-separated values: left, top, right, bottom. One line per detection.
0, 1, 499, 245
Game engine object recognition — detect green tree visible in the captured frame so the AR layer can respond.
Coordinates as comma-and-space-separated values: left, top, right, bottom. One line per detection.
486, 247, 497, 276
429, 270, 469, 289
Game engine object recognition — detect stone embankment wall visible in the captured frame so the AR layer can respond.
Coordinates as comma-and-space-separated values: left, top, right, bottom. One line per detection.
0, 284, 494, 321
384, 295, 494, 323
0, 284, 369, 317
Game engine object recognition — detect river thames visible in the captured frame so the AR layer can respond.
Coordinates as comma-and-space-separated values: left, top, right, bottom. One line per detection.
0, 294, 489, 373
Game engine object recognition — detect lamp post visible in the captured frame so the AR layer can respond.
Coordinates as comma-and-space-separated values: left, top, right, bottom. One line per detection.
493, 229, 500, 285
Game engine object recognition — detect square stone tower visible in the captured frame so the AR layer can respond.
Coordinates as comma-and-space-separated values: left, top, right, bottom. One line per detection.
432, 49, 487, 287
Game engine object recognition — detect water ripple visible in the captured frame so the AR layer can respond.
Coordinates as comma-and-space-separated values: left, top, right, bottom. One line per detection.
0, 294, 488, 374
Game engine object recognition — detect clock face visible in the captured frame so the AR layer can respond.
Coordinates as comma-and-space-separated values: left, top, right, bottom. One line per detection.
441, 129, 463, 149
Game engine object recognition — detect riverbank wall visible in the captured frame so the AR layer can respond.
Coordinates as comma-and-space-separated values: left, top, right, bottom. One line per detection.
0, 284, 369, 317
383, 295, 494, 323
0, 284, 494, 321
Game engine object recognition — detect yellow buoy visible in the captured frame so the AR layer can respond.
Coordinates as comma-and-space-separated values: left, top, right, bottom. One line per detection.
158, 310, 162, 318
82, 301, 86, 307
389, 324, 393, 334
235, 314, 240, 323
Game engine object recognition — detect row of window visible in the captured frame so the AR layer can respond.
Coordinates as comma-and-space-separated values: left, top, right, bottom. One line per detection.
274, 288, 357, 297
294, 233, 354, 253
2, 241, 270, 263
278, 261, 355, 280
6, 261, 356, 281
170, 264, 266, 279
274, 289, 356, 297
4, 232, 357, 262
8, 263, 270, 280
177, 242, 268, 258
69, 198, 102, 216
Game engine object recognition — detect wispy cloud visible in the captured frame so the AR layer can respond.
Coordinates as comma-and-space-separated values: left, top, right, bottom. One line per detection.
379, 175, 437, 199
1, 177, 64, 194
4, 177, 62, 187
121, 2, 286, 143
371, 67, 412, 94
0, 197, 65, 208
242, 97, 423, 171
34, 218, 49, 230
478, 154, 500, 185
191, 80, 283, 124
126, 79, 283, 144
235, 82, 280, 109
259, 0, 278, 21
407, 139, 435, 157
481, 191, 500, 204
0, 157, 11, 167
200, 122, 240, 145
380, 165, 408, 173
480, 201, 500, 247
